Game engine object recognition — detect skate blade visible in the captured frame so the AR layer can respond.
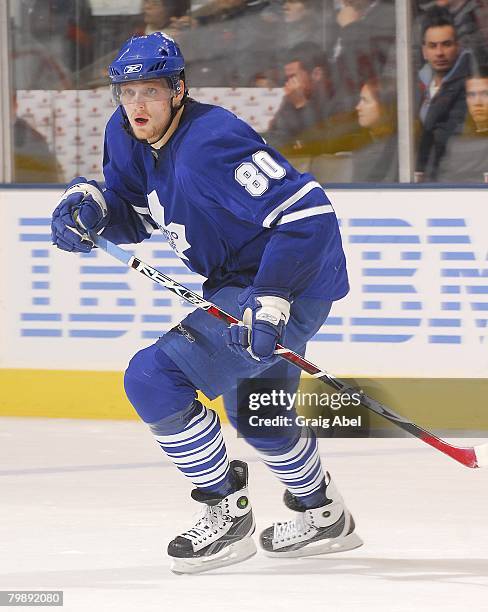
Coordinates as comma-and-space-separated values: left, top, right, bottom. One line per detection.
263, 532, 363, 558
170, 537, 257, 575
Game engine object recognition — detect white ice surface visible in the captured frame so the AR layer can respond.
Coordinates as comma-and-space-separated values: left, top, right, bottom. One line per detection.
1, 418, 487, 612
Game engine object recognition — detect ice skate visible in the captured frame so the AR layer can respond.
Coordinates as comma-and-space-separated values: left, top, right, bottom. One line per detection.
260, 474, 363, 558
168, 460, 256, 574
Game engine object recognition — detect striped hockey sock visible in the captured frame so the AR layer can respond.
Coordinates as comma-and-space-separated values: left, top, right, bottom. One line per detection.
257, 429, 326, 507
150, 402, 233, 496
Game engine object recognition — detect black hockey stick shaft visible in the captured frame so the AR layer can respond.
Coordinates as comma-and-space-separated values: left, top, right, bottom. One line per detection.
91, 234, 487, 469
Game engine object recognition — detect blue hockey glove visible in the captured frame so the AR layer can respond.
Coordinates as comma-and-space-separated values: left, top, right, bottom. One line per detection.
226, 287, 291, 363
51, 177, 109, 253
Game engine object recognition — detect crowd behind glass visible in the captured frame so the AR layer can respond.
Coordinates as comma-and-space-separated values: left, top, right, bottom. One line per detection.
8, 0, 488, 184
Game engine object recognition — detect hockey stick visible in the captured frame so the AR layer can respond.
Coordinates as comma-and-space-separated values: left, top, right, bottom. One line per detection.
91, 233, 488, 469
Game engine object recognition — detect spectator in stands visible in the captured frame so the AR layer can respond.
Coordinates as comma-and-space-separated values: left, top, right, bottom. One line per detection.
181, 1, 242, 86
264, 43, 335, 159
326, 0, 396, 115
420, 1, 488, 56
437, 61, 488, 182
238, 0, 295, 86
184, 0, 278, 86
12, 95, 62, 183
352, 77, 398, 181
415, 7, 471, 181
280, 0, 325, 49
142, 0, 191, 37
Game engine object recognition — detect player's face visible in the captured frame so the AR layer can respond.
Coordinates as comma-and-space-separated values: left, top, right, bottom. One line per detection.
121, 79, 183, 144
466, 77, 488, 128
422, 26, 459, 75
356, 84, 381, 129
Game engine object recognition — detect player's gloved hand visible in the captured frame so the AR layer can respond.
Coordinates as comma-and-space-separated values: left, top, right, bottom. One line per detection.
51, 177, 109, 253
226, 287, 291, 363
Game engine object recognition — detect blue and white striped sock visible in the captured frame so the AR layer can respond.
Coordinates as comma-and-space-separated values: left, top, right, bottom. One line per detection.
258, 429, 326, 507
151, 402, 233, 496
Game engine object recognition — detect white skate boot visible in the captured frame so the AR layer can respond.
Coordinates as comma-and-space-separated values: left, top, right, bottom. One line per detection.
168, 460, 256, 574
260, 474, 363, 558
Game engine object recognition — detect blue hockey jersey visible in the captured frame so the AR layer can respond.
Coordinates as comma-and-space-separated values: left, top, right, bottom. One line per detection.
100, 101, 349, 301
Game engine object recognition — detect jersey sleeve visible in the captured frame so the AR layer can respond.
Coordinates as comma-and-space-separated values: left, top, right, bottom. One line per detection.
100, 110, 157, 245
178, 110, 343, 299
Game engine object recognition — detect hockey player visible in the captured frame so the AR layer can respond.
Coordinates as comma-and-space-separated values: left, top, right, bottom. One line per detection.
51, 32, 362, 574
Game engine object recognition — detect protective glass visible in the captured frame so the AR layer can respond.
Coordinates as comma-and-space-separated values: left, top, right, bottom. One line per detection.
112, 80, 173, 106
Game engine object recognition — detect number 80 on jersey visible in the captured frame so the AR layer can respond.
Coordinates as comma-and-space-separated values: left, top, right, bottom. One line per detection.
235, 150, 286, 196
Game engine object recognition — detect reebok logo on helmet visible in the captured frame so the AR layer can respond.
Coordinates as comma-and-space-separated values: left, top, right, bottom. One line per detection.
124, 64, 143, 74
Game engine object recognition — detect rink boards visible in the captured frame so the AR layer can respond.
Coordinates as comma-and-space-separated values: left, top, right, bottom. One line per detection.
0, 187, 487, 426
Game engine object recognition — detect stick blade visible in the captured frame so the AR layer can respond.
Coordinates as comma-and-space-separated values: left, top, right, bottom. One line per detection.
474, 443, 488, 468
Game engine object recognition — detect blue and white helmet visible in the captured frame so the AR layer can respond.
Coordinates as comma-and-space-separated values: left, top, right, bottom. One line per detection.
108, 32, 186, 101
